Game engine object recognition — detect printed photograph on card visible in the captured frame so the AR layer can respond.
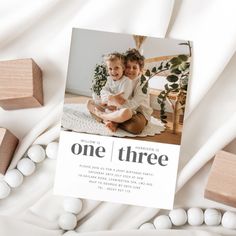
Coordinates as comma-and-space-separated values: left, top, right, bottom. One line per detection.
54, 28, 192, 209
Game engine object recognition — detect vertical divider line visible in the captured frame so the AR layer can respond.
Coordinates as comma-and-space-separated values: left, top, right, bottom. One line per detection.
110, 140, 115, 162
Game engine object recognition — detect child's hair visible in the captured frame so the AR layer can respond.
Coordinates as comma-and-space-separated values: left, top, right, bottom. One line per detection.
104, 52, 125, 69
124, 48, 145, 69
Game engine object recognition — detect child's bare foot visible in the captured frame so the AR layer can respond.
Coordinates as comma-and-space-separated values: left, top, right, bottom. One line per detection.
87, 100, 103, 122
104, 121, 118, 132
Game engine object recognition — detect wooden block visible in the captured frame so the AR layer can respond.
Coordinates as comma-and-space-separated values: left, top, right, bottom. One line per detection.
204, 150, 236, 207
0, 128, 19, 174
0, 58, 43, 110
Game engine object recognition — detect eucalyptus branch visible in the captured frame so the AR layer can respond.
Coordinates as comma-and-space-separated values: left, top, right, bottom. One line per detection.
166, 96, 175, 111
144, 68, 169, 86
187, 41, 192, 57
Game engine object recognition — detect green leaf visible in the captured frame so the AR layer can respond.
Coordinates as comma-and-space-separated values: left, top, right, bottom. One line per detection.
164, 62, 170, 69
170, 57, 182, 66
184, 62, 190, 70
172, 88, 179, 93
161, 115, 167, 119
145, 69, 151, 77
164, 84, 169, 90
158, 62, 163, 70
151, 67, 157, 73
140, 74, 146, 84
170, 64, 178, 70
181, 85, 188, 91
142, 86, 147, 94
166, 75, 179, 83
178, 55, 188, 61
170, 83, 179, 89
171, 68, 181, 74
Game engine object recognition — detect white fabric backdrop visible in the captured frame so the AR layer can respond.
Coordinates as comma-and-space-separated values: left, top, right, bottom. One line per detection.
0, 0, 236, 235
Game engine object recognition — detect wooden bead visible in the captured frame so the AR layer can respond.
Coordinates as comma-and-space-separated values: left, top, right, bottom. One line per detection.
0, 58, 43, 110
204, 150, 236, 208
0, 128, 19, 174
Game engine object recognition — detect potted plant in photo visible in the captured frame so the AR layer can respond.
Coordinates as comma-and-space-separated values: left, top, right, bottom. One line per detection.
91, 63, 108, 103
142, 41, 191, 134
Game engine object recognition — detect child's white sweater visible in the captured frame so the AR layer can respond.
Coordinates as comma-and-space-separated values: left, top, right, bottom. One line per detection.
100, 76, 133, 104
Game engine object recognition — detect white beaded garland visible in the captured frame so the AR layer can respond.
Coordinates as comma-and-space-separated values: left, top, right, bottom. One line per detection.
222, 211, 236, 229
139, 208, 236, 231
46, 142, 59, 159
4, 169, 24, 188
187, 208, 204, 226
0, 180, 11, 199
58, 213, 77, 231
63, 197, 83, 214
169, 208, 187, 226
17, 158, 36, 176
139, 223, 155, 230
154, 215, 172, 229
27, 145, 46, 163
204, 208, 221, 226
0, 141, 58, 201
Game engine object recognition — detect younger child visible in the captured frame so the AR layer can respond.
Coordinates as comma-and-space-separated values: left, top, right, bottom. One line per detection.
87, 52, 133, 131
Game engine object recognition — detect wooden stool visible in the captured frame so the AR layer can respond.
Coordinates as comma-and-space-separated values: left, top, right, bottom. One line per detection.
0, 58, 43, 110
0, 128, 19, 174
204, 150, 236, 207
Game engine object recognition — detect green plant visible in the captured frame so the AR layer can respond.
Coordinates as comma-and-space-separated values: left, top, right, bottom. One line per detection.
91, 64, 108, 96
143, 41, 191, 133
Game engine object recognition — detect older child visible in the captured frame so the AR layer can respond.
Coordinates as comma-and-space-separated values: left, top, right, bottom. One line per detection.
87, 52, 133, 131
116, 48, 153, 134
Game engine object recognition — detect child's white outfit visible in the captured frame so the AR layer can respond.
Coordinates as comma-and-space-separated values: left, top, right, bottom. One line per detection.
100, 76, 133, 108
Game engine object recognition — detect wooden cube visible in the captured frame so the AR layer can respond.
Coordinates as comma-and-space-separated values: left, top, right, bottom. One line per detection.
204, 150, 236, 207
0, 58, 43, 110
0, 128, 19, 174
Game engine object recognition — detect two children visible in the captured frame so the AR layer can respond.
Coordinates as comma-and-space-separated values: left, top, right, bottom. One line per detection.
87, 49, 152, 134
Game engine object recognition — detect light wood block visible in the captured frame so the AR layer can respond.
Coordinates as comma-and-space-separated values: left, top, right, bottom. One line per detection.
204, 150, 236, 207
0, 128, 19, 174
0, 58, 43, 110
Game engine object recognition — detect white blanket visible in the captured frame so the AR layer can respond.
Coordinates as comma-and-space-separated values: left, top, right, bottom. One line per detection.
0, 1, 236, 236
62, 104, 164, 137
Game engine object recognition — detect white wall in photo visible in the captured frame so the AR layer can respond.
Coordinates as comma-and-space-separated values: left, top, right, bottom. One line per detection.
66, 28, 189, 96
